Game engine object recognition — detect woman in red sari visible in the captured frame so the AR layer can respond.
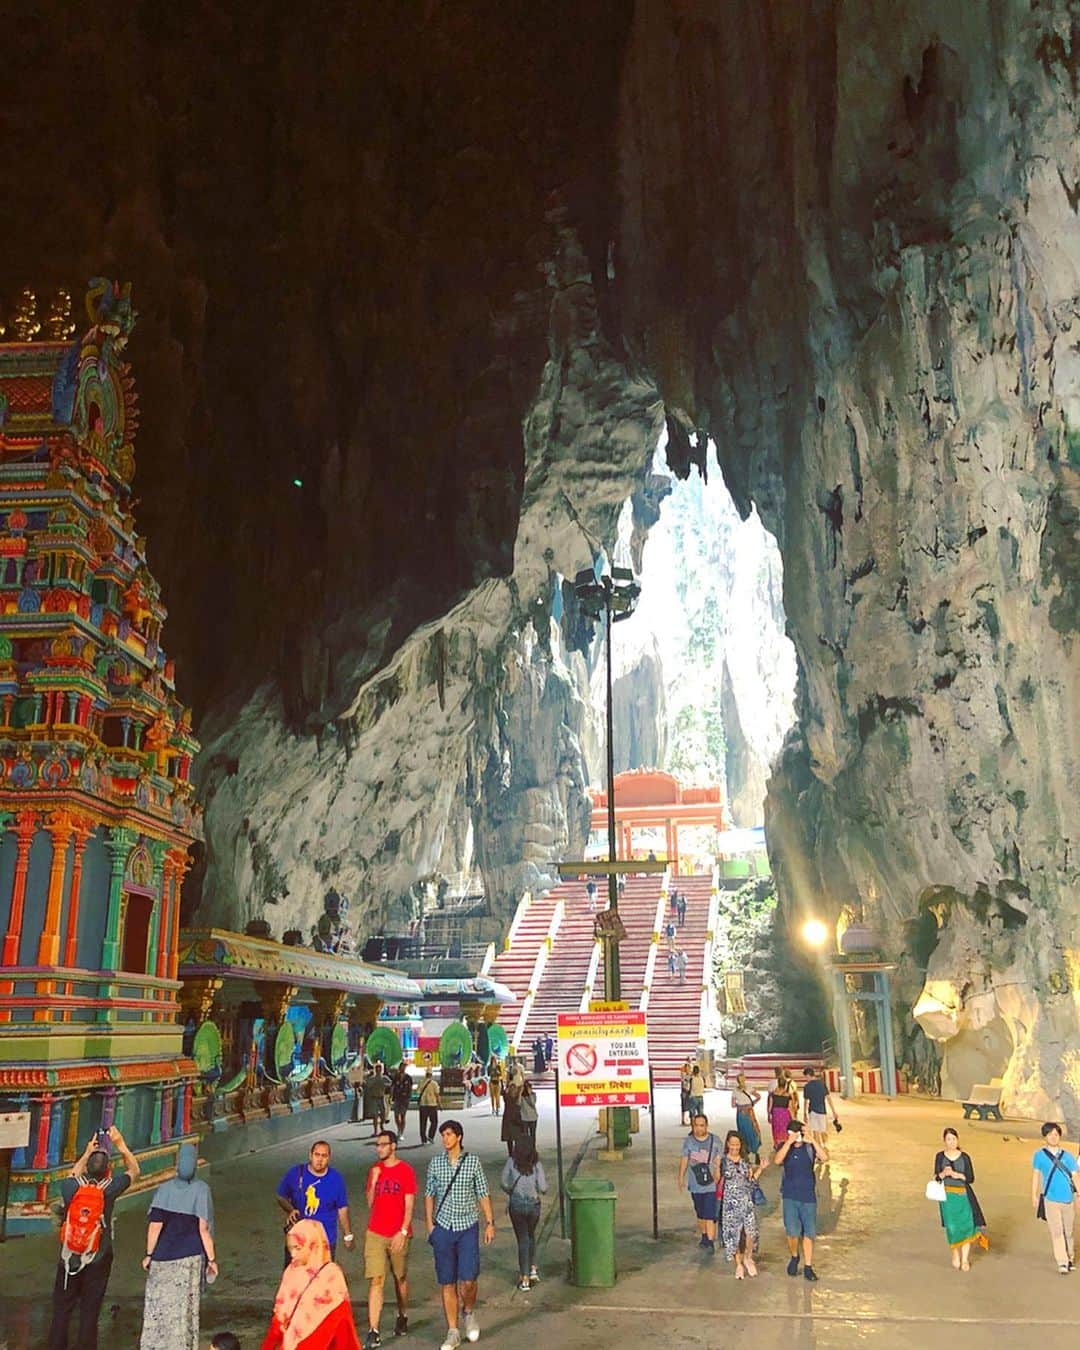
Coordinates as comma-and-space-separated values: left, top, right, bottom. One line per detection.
261, 1219, 361, 1350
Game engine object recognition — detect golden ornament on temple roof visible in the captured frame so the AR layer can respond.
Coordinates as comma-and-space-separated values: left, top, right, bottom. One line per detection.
10, 289, 41, 342
45, 291, 77, 340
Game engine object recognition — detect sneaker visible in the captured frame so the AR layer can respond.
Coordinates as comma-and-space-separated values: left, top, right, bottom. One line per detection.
787, 1256, 799, 1277
529, 1267, 540, 1283
365, 1331, 382, 1350
1060, 1265, 1070, 1274
698, 1234, 708, 1249
517, 1277, 531, 1291
394, 1314, 408, 1337
463, 1310, 480, 1343
441, 1331, 462, 1350
804, 1265, 819, 1282
703, 1238, 715, 1253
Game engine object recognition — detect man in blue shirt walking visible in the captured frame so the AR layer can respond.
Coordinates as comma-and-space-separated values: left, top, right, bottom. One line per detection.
275, 1140, 354, 1262
1031, 1121, 1077, 1272
771, 1119, 828, 1281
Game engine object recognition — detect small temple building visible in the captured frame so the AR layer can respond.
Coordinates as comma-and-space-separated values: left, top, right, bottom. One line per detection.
589, 768, 726, 873
0, 283, 201, 1232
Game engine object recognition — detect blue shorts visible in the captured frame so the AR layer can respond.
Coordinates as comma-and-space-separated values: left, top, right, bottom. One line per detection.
782, 1198, 817, 1238
429, 1222, 480, 1285
692, 1192, 717, 1221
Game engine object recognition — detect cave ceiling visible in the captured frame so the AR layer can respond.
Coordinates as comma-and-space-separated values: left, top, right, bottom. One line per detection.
4, 2, 1080, 1114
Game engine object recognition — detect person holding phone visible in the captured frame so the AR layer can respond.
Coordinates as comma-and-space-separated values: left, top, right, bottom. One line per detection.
772, 1120, 828, 1281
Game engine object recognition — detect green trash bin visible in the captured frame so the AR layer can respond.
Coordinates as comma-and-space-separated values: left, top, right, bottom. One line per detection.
611, 1106, 632, 1150
566, 1177, 617, 1287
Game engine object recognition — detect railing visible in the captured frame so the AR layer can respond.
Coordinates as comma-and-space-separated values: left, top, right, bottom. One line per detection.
511, 899, 563, 1048
638, 866, 671, 1013
0, 964, 181, 1025
697, 865, 722, 1054
479, 941, 497, 976
503, 891, 531, 952
578, 939, 603, 1012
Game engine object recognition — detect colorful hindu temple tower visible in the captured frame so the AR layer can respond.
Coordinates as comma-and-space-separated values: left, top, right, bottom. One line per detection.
0, 282, 200, 1232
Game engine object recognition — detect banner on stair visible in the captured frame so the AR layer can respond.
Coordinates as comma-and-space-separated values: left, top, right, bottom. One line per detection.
556, 1010, 650, 1107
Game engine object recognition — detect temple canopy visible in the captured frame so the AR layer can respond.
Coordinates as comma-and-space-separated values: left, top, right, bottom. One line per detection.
588, 769, 725, 874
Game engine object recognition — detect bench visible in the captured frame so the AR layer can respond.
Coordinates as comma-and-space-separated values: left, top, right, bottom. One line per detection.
962, 1079, 1004, 1121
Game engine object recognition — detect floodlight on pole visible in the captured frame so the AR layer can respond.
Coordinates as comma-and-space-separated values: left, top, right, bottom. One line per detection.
573, 560, 641, 1003
801, 917, 830, 950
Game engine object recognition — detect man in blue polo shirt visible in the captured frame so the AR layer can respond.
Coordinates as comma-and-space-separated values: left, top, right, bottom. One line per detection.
772, 1119, 828, 1281
1031, 1121, 1077, 1272
275, 1140, 354, 1261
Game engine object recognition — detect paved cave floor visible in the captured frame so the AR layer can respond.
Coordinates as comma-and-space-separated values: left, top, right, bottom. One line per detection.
2, 1090, 1078, 1348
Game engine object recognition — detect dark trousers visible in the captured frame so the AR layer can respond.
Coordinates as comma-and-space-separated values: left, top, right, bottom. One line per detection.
509, 1206, 540, 1277
419, 1106, 439, 1141
48, 1253, 113, 1350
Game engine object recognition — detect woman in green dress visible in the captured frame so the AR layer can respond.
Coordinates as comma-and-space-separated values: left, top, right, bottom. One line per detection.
934, 1127, 988, 1269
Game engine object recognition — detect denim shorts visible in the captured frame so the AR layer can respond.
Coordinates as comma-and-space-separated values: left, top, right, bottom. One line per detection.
692, 1191, 717, 1221
429, 1221, 480, 1285
782, 1198, 817, 1238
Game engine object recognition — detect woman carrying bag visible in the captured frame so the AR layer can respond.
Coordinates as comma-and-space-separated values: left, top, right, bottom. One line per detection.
933, 1128, 988, 1270
518, 1081, 539, 1145
139, 1143, 216, 1350
501, 1140, 548, 1290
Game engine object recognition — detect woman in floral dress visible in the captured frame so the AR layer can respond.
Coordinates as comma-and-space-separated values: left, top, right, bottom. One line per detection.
719, 1130, 761, 1278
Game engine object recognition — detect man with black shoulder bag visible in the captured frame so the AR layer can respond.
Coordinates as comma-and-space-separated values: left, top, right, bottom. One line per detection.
424, 1120, 495, 1350
1031, 1120, 1078, 1273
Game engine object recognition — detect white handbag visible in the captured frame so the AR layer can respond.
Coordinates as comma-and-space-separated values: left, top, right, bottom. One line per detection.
925, 1179, 947, 1202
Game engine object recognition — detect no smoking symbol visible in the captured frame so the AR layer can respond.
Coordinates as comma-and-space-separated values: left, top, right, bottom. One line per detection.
566, 1043, 597, 1076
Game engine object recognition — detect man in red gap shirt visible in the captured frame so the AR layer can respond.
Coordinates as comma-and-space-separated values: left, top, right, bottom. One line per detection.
363, 1129, 417, 1349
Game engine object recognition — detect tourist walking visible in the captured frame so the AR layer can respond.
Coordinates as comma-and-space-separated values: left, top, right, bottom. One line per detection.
531, 1037, 546, 1076
275, 1141, 354, 1261
418, 1070, 442, 1142
362, 1129, 416, 1348
676, 892, 687, 927
260, 1219, 361, 1349
585, 880, 598, 911
1031, 1121, 1077, 1273
768, 1071, 797, 1147
664, 919, 677, 953
501, 1082, 523, 1158
363, 1064, 391, 1137
732, 1073, 762, 1163
487, 1058, 503, 1116
773, 1120, 827, 1281
518, 1081, 539, 1144
390, 1064, 412, 1138
687, 1064, 707, 1119
139, 1142, 216, 1350
501, 1139, 547, 1290
544, 1033, 554, 1066
676, 949, 688, 984
48, 1125, 140, 1350
679, 1059, 694, 1126
718, 1131, 762, 1278
424, 1120, 496, 1349
677, 1114, 721, 1252
801, 1066, 839, 1147
933, 1128, 988, 1270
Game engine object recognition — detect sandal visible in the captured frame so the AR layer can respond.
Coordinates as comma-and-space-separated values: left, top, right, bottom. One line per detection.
745, 1258, 758, 1277
735, 1266, 745, 1279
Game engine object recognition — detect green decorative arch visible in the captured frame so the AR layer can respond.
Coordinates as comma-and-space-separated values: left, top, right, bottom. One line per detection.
438, 1022, 473, 1068
274, 1021, 298, 1076
365, 1026, 403, 1068
330, 1022, 349, 1071
486, 1024, 509, 1060
192, 1021, 222, 1075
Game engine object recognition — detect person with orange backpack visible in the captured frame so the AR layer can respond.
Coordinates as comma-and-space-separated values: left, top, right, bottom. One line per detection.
48, 1124, 140, 1350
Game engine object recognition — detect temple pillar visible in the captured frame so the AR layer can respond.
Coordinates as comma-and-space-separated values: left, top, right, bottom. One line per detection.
62, 1092, 84, 1163
34, 812, 75, 1018
1, 810, 39, 964
181, 978, 223, 1027
32, 1096, 53, 1170
664, 819, 674, 865
61, 822, 92, 967
671, 823, 680, 874
101, 826, 138, 971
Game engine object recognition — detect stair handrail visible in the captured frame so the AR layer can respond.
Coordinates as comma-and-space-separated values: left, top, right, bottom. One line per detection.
697, 864, 723, 1056
578, 936, 603, 1012
479, 941, 497, 977
503, 890, 531, 952
638, 865, 671, 1012
511, 898, 564, 1049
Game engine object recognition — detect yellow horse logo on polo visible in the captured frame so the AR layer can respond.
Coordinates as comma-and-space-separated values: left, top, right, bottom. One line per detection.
304, 1182, 319, 1215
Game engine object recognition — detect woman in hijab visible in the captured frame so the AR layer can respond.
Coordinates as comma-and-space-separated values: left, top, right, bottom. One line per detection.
139, 1142, 216, 1350
261, 1218, 361, 1349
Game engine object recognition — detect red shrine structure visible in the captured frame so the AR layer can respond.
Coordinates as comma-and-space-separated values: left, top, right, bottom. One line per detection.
589, 769, 725, 873
0, 283, 200, 1232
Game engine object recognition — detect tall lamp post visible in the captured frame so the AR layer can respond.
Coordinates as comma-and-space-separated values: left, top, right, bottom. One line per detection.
574, 564, 640, 1001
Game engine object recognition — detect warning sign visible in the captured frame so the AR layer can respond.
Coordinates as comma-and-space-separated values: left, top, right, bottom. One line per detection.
557, 1010, 649, 1107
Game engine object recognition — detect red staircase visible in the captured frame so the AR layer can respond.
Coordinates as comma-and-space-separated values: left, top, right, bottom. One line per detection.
518, 888, 598, 1052
644, 874, 714, 1083
486, 893, 558, 1026
612, 876, 666, 1006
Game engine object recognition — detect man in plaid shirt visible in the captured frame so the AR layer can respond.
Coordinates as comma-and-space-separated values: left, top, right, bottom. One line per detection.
424, 1120, 496, 1350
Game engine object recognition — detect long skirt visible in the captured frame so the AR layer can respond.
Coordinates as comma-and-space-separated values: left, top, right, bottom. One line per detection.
140, 1254, 202, 1350
940, 1184, 988, 1249
769, 1104, 791, 1146
736, 1109, 761, 1157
